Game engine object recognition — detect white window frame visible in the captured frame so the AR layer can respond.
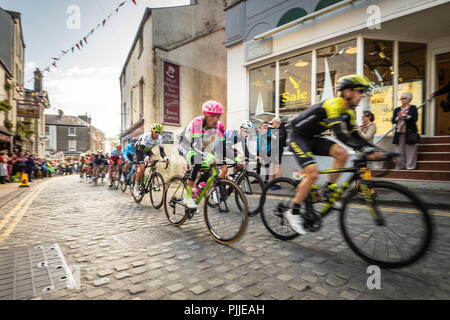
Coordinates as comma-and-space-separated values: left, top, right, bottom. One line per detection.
68, 140, 77, 151
68, 127, 76, 137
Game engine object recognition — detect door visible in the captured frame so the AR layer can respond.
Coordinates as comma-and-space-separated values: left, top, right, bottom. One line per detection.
435, 52, 450, 136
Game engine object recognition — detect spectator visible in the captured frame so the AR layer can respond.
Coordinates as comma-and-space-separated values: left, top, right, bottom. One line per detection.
256, 121, 272, 184
16, 152, 27, 178
269, 117, 287, 190
392, 92, 419, 170
431, 80, 450, 112
358, 111, 377, 144
8, 152, 17, 178
26, 153, 36, 182
0, 150, 7, 184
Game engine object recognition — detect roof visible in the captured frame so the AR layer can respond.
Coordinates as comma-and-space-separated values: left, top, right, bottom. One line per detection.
4, 9, 26, 49
45, 114, 90, 127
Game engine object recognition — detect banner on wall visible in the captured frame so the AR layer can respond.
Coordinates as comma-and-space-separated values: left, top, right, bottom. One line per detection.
162, 61, 180, 125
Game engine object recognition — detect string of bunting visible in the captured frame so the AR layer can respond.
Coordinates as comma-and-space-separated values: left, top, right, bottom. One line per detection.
27, 0, 137, 83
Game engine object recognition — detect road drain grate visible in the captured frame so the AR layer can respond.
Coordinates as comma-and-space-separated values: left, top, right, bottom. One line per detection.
0, 243, 75, 300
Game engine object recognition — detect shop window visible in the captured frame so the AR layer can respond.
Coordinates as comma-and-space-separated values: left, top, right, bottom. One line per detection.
279, 51, 312, 118
397, 42, 426, 134
364, 39, 394, 136
315, 0, 344, 11
277, 8, 308, 27
316, 39, 357, 102
249, 62, 276, 123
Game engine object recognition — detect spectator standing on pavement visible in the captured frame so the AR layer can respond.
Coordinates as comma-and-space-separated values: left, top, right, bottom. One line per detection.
392, 92, 419, 170
26, 153, 35, 182
358, 111, 377, 144
16, 152, 26, 178
256, 121, 272, 184
0, 150, 8, 184
269, 117, 287, 190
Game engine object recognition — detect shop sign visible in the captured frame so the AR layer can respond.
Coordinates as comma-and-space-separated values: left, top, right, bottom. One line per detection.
17, 103, 40, 118
245, 37, 272, 61
161, 132, 173, 144
281, 77, 309, 109
163, 61, 180, 125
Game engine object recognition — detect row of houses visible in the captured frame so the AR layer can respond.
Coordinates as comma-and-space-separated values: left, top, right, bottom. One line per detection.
0, 7, 107, 159
119, 0, 450, 182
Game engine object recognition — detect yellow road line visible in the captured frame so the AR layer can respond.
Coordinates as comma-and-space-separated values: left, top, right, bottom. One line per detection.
0, 184, 44, 231
0, 182, 47, 243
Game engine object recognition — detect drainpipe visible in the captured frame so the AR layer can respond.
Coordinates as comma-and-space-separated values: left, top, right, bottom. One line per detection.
254, 0, 361, 41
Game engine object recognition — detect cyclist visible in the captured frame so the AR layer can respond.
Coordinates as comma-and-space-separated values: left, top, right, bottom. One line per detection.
123, 137, 138, 177
79, 155, 88, 178
134, 124, 169, 198
109, 145, 124, 186
92, 150, 107, 182
215, 119, 260, 175
287, 74, 381, 234
177, 100, 227, 210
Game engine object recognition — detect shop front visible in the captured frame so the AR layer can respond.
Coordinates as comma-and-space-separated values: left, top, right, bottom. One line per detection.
227, 0, 450, 142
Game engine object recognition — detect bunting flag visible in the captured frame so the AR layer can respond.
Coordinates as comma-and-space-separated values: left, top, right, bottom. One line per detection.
27, 0, 139, 83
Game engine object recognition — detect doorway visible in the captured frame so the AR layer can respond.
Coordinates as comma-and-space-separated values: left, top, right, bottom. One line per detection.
435, 52, 450, 136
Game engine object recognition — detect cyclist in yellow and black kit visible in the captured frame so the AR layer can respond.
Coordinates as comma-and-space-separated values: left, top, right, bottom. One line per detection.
287, 74, 382, 234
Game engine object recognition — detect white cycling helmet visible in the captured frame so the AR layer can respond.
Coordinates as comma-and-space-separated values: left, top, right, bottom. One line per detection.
240, 120, 254, 130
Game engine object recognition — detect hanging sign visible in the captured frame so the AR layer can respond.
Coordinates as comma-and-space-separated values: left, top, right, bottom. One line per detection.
17, 103, 40, 118
162, 61, 180, 125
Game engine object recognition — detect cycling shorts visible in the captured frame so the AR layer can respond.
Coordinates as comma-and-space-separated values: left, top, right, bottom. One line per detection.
136, 145, 154, 164
109, 155, 121, 166
289, 133, 337, 169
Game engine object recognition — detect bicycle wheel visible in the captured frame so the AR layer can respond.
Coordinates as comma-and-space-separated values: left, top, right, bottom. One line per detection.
121, 171, 128, 192
260, 177, 299, 241
236, 171, 264, 217
133, 177, 146, 203
340, 180, 433, 268
149, 172, 165, 209
203, 179, 248, 245
113, 169, 121, 190
163, 176, 187, 226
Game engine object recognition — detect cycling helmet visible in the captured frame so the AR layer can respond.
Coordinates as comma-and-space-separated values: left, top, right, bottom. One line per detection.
202, 100, 224, 115
240, 120, 254, 130
151, 123, 163, 134
131, 137, 138, 143
336, 74, 371, 92
115, 145, 122, 150
98, 150, 103, 154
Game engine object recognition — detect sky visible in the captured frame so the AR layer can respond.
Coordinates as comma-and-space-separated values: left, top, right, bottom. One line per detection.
0, 0, 192, 138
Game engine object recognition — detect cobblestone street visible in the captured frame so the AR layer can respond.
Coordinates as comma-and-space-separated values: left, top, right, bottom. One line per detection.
1, 175, 450, 300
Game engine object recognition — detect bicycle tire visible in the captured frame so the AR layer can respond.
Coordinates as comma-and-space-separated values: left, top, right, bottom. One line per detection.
163, 175, 187, 226
129, 173, 136, 196
203, 179, 248, 245
149, 172, 165, 209
236, 171, 264, 217
133, 178, 146, 203
340, 180, 433, 268
260, 177, 299, 241
113, 169, 121, 190
121, 171, 128, 192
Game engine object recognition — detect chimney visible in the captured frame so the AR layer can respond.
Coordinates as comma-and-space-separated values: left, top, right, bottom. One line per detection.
57, 109, 64, 119
34, 68, 43, 93
78, 113, 91, 124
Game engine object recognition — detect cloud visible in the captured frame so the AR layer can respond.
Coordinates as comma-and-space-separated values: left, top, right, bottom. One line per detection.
43, 65, 121, 138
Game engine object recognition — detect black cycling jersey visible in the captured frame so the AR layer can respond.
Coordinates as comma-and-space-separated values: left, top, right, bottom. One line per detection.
290, 97, 372, 151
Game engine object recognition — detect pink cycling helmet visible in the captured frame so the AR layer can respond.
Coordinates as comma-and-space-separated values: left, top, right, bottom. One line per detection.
202, 100, 224, 115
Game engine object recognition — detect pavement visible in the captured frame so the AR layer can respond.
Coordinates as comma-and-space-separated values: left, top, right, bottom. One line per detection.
0, 175, 449, 301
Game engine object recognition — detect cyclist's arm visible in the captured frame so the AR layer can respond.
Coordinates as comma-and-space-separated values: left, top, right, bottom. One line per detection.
330, 122, 374, 151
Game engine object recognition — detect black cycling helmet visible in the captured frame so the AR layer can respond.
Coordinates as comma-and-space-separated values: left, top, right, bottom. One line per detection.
337, 74, 371, 92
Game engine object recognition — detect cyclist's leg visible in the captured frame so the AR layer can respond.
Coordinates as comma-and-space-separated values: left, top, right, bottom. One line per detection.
326, 143, 348, 184
135, 146, 146, 185
289, 135, 320, 206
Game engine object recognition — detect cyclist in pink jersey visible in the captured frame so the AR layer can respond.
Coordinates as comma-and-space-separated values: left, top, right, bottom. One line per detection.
177, 100, 227, 210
